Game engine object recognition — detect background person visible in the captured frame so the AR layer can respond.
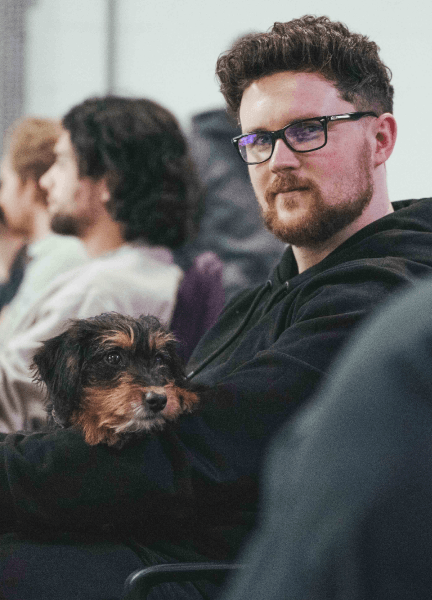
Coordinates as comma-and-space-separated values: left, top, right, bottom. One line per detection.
0, 116, 88, 430
0, 117, 87, 323
0, 16, 432, 600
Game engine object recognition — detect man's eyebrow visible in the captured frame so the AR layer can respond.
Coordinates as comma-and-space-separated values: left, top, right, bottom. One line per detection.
242, 127, 271, 135
242, 115, 325, 135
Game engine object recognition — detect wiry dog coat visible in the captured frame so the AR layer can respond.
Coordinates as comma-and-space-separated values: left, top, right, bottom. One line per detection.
32, 313, 200, 447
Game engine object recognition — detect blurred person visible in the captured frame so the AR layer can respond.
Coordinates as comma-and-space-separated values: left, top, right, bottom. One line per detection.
183, 108, 285, 300
0, 117, 87, 324
0, 207, 26, 311
219, 274, 432, 600
0, 96, 198, 432
0, 208, 24, 283
0, 16, 431, 600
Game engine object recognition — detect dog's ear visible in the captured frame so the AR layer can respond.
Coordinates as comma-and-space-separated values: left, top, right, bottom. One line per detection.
31, 328, 84, 427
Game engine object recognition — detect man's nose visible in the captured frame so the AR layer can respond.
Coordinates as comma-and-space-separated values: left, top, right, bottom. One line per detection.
269, 138, 301, 173
39, 167, 52, 191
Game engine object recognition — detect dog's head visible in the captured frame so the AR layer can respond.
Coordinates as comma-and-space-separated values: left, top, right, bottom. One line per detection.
32, 312, 197, 445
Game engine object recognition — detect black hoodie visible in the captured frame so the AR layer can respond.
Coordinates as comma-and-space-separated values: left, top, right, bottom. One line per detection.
0, 199, 432, 572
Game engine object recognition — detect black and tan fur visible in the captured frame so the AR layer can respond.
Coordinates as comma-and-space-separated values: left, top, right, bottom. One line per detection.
32, 313, 200, 447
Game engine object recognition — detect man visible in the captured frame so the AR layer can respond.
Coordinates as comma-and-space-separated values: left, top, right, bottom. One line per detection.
0, 97, 198, 432
0, 117, 87, 314
220, 276, 432, 600
0, 15, 432, 600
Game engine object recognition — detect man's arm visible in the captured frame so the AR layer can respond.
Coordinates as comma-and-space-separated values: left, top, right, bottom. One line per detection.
0, 427, 181, 534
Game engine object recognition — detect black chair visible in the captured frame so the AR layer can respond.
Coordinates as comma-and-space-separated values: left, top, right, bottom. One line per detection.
122, 561, 243, 599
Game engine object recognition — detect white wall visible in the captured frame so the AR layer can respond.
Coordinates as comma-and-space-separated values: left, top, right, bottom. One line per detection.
24, 0, 106, 116
24, 0, 432, 201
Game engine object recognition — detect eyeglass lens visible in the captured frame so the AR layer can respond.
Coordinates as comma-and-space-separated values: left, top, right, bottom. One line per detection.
238, 119, 325, 163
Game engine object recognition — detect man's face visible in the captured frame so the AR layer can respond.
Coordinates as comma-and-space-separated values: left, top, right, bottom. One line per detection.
0, 156, 33, 236
239, 71, 375, 248
40, 130, 99, 237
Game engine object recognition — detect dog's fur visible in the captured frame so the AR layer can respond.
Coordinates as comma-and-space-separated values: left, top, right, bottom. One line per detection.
32, 313, 200, 447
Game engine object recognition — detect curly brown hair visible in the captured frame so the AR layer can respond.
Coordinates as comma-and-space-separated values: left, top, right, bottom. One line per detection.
216, 16, 394, 118
62, 96, 200, 248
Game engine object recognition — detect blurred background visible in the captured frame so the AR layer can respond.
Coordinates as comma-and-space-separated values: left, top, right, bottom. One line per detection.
1, 0, 431, 201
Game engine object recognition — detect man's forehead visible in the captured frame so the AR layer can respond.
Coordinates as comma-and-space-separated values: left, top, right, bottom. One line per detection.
239, 71, 347, 131
54, 130, 74, 156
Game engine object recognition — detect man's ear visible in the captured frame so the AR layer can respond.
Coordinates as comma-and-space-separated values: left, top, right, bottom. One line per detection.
373, 113, 397, 167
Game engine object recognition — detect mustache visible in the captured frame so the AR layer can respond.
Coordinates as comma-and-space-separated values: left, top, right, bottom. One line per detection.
264, 175, 311, 205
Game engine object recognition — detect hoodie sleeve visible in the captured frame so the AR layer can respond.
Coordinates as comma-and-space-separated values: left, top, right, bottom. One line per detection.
0, 427, 188, 536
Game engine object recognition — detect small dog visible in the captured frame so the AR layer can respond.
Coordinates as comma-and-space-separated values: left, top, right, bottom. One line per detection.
32, 313, 200, 447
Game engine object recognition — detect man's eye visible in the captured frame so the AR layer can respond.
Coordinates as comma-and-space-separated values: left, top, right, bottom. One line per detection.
244, 133, 272, 148
104, 352, 121, 365
254, 133, 272, 147
290, 122, 322, 141
239, 133, 271, 148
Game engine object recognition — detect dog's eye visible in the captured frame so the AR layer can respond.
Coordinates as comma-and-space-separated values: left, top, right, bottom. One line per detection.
104, 351, 122, 366
154, 354, 164, 365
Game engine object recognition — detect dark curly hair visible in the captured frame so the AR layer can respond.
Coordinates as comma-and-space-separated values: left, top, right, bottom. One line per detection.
216, 15, 394, 118
62, 96, 200, 248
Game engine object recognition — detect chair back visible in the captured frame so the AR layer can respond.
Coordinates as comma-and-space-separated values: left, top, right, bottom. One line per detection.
171, 251, 225, 364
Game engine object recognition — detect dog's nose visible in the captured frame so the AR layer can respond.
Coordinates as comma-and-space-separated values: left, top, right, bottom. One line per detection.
144, 391, 167, 413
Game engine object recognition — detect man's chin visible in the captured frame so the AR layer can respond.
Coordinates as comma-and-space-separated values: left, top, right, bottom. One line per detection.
263, 198, 336, 246
264, 200, 308, 227
263, 210, 304, 244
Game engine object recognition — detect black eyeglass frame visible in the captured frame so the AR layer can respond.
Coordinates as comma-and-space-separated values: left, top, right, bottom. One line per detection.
232, 111, 378, 165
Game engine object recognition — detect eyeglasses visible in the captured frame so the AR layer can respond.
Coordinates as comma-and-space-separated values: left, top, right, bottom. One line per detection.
232, 111, 378, 165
